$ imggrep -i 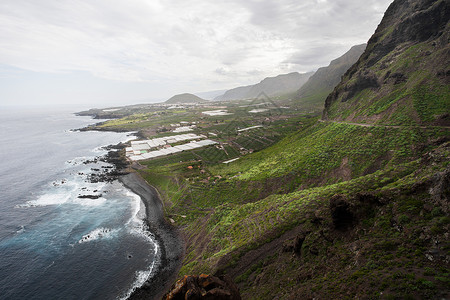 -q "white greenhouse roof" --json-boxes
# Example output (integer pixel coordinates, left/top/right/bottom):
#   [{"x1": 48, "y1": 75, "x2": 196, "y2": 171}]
[{"x1": 128, "y1": 135, "x2": 217, "y2": 161}]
